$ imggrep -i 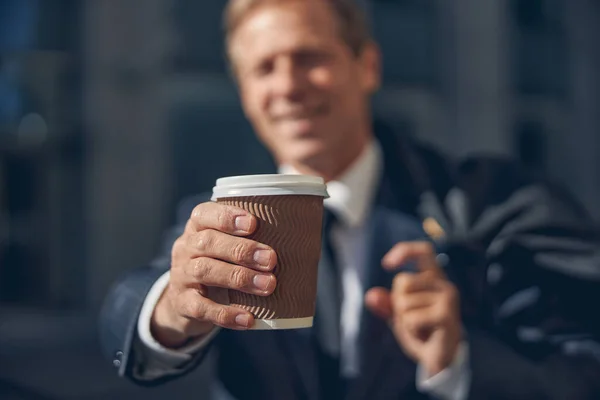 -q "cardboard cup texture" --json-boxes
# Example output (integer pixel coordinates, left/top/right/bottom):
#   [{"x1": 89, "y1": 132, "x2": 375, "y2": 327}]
[{"x1": 212, "y1": 175, "x2": 328, "y2": 330}]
